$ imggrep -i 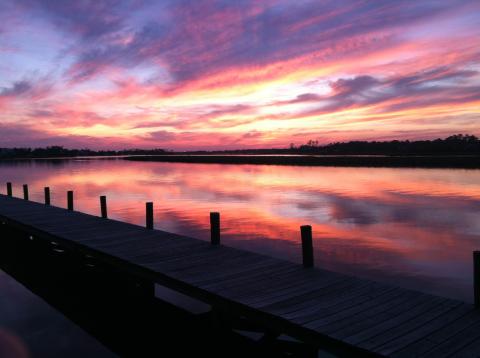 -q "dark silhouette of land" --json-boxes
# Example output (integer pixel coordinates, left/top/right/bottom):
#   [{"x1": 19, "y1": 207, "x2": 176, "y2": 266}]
[
  {"x1": 0, "y1": 146, "x2": 167, "y2": 159},
  {"x1": 1, "y1": 134, "x2": 479, "y2": 168},
  {"x1": 126, "y1": 154, "x2": 480, "y2": 168},
  {"x1": 164, "y1": 134, "x2": 480, "y2": 156},
  {"x1": 126, "y1": 134, "x2": 480, "y2": 168},
  {"x1": 290, "y1": 134, "x2": 480, "y2": 156}
]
